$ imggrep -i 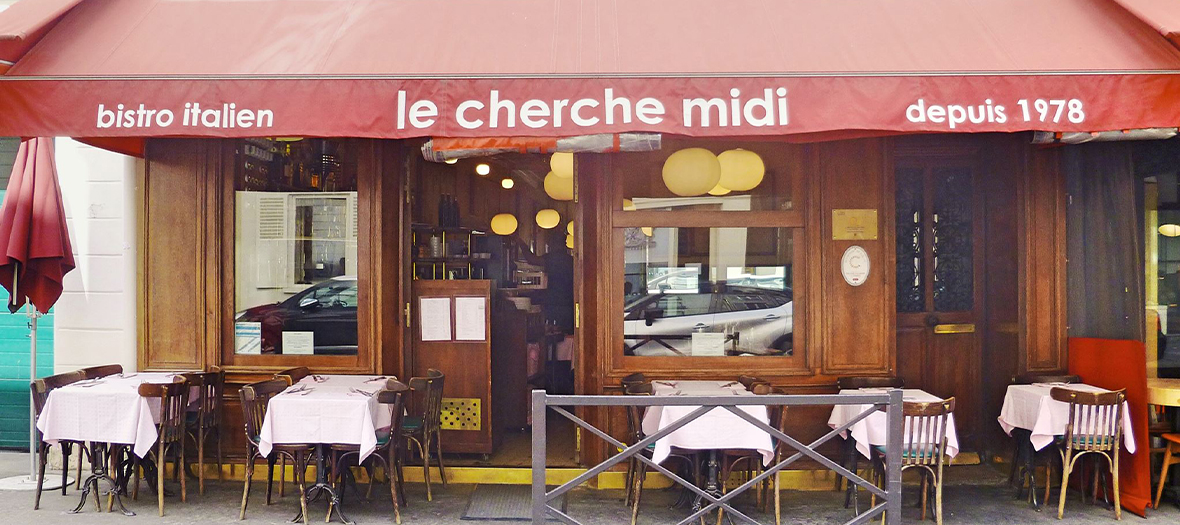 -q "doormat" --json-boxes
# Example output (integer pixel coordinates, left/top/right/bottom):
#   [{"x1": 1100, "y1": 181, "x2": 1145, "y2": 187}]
[{"x1": 461, "y1": 484, "x2": 567, "y2": 521}]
